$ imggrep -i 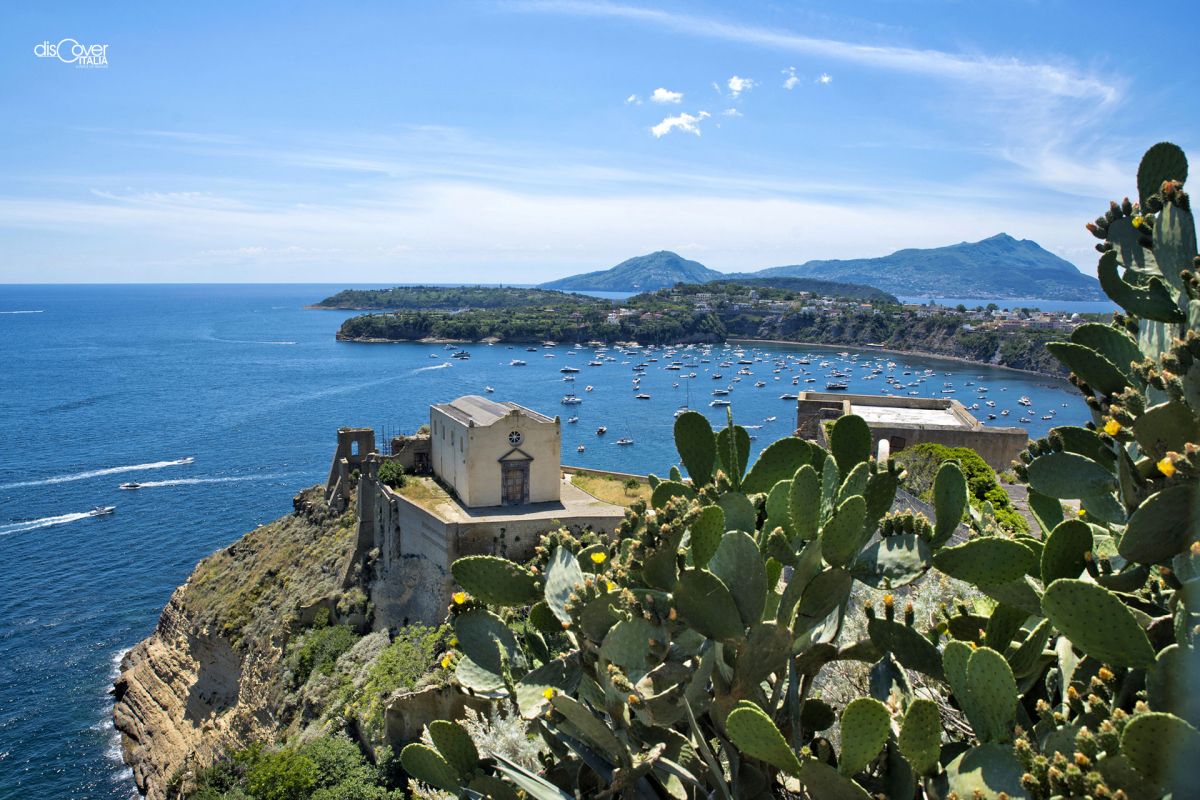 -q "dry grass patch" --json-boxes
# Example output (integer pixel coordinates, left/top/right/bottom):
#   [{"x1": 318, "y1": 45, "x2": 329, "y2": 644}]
[{"x1": 570, "y1": 472, "x2": 650, "y2": 507}]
